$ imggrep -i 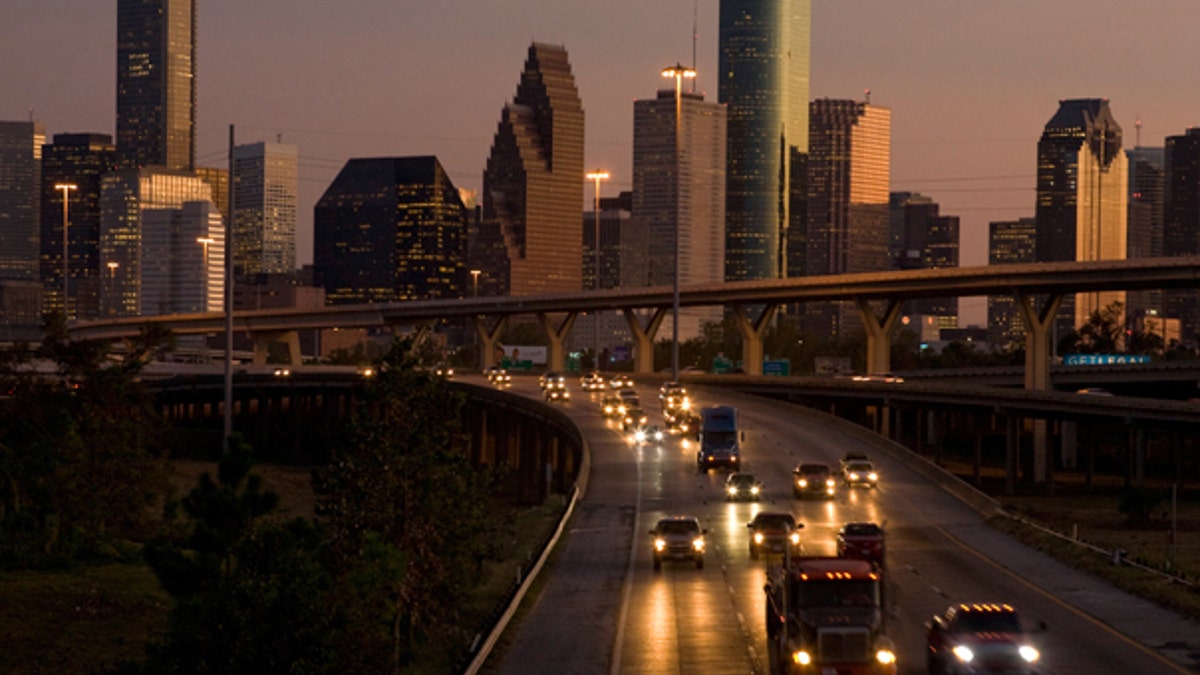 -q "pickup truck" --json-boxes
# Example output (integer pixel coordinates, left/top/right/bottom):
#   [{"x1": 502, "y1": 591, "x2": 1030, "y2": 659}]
[{"x1": 837, "y1": 522, "x2": 886, "y2": 567}]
